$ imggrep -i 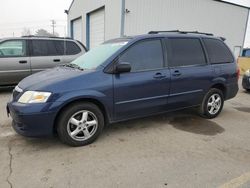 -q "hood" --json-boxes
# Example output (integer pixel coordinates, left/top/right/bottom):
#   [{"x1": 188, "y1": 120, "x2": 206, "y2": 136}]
[{"x1": 18, "y1": 66, "x2": 95, "y2": 92}]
